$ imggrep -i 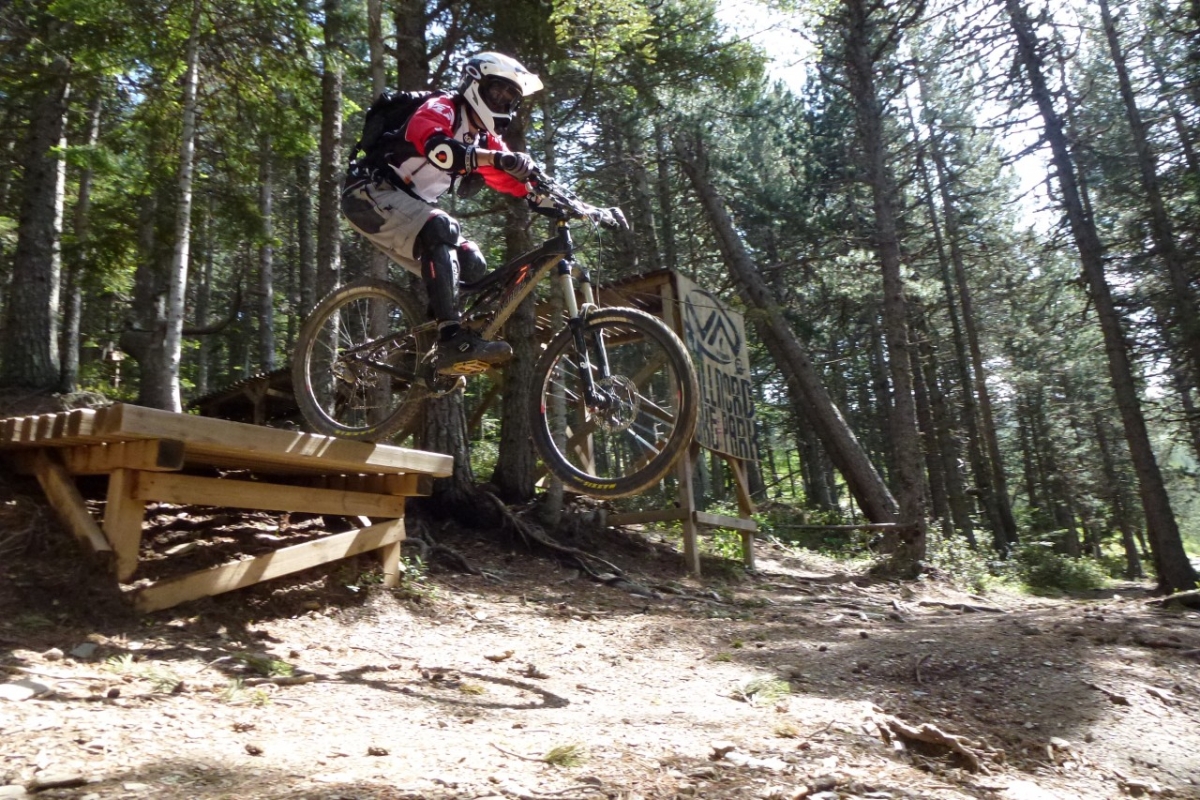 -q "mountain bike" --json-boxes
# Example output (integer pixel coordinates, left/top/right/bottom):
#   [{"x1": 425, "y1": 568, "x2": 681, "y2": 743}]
[{"x1": 291, "y1": 170, "x2": 699, "y2": 499}]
